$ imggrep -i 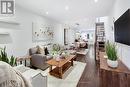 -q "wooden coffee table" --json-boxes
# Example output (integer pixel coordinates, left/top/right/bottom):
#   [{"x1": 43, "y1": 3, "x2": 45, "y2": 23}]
[{"x1": 47, "y1": 55, "x2": 76, "y2": 79}]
